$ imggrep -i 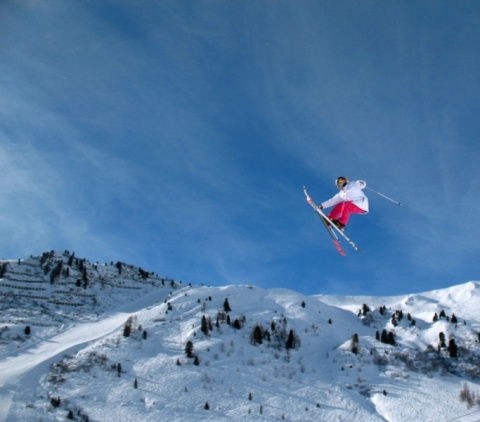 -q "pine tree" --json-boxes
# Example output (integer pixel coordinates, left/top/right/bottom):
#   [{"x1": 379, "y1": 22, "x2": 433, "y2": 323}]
[
  {"x1": 285, "y1": 329, "x2": 296, "y2": 350},
  {"x1": 0, "y1": 263, "x2": 7, "y2": 278},
  {"x1": 460, "y1": 383, "x2": 475, "y2": 408},
  {"x1": 185, "y1": 341, "x2": 194, "y2": 358},
  {"x1": 123, "y1": 317, "x2": 133, "y2": 337},
  {"x1": 439, "y1": 332, "x2": 446, "y2": 348},
  {"x1": 67, "y1": 252, "x2": 75, "y2": 267},
  {"x1": 251, "y1": 325, "x2": 263, "y2": 345},
  {"x1": 380, "y1": 330, "x2": 395, "y2": 345},
  {"x1": 448, "y1": 338, "x2": 458, "y2": 358},
  {"x1": 391, "y1": 315, "x2": 398, "y2": 327},
  {"x1": 50, "y1": 397, "x2": 61, "y2": 408},
  {"x1": 387, "y1": 332, "x2": 395, "y2": 345},
  {"x1": 351, "y1": 333, "x2": 359, "y2": 354},
  {"x1": 201, "y1": 315, "x2": 209, "y2": 335},
  {"x1": 223, "y1": 298, "x2": 232, "y2": 312},
  {"x1": 50, "y1": 261, "x2": 63, "y2": 284},
  {"x1": 82, "y1": 266, "x2": 88, "y2": 289}
]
